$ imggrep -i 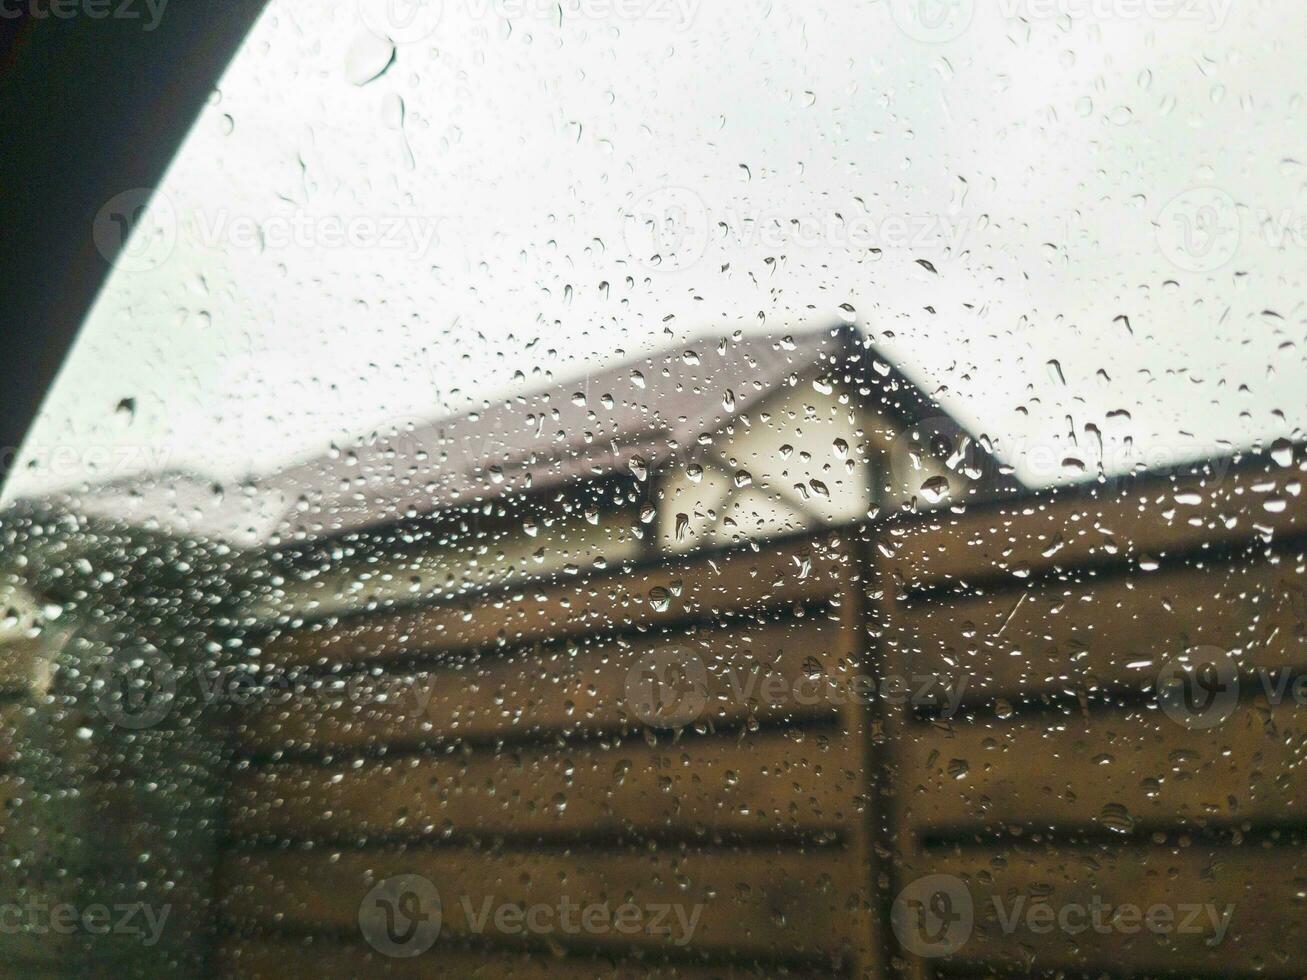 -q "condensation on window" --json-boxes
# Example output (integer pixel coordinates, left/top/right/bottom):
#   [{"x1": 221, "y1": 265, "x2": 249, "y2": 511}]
[{"x1": 1, "y1": 1, "x2": 1305, "y2": 977}]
